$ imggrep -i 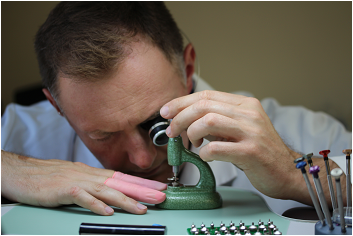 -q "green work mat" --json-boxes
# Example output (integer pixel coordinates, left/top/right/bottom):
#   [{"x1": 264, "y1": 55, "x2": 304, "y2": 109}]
[{"x1": 1, "y1": 187, "x2": 290, "y2": 234}]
